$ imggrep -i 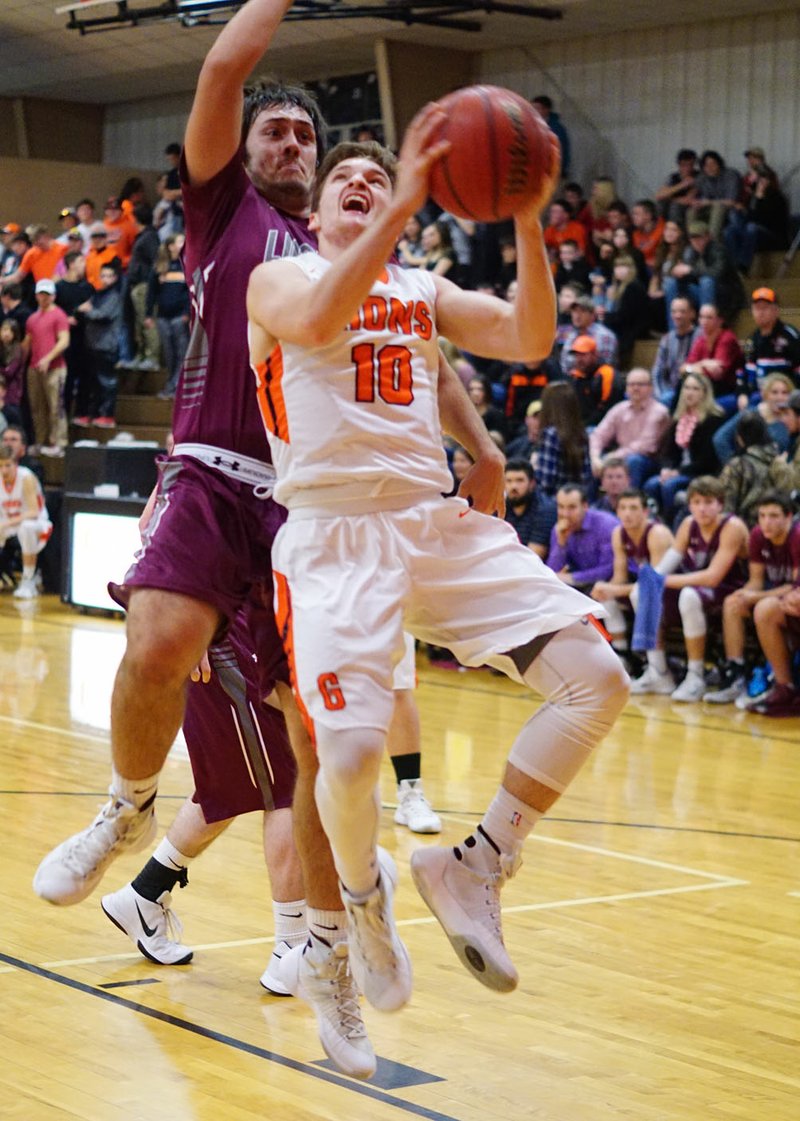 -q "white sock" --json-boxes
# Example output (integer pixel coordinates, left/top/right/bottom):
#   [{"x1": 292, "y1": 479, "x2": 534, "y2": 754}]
[
  {"x1": 272, "y1": 898, "x2": 307, "y2": 948},
  {"x1": 647, "y1": 649, "x2": 668, "y2": 673},
  {"x1": 153, "y1": 836, "x2": 191, "y2": 872},
  {"x1": 111, "y1": 767, "x2": 159, "y2": 810},
  {"x1": 472, "y1": 787, "x2": 543, "y2": 866},
  {"x1": 22, "y1": 564, "x2": 35, "y2": 581},
  {"x1": 688, "y1": 659, "x2": 704, "y2": 677},
  {"x1": 306, "y1": 907, "x2": 347, "y2": 948}
]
